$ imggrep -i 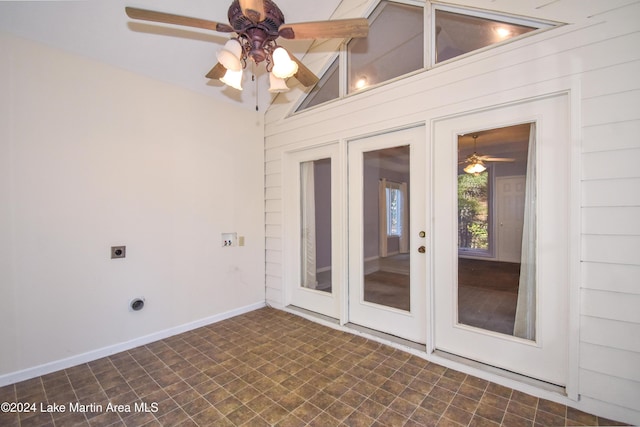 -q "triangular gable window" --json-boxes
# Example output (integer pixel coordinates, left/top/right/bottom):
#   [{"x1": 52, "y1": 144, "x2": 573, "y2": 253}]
[
  {"x1": 296, "y1": 57, "x2": 340, "y2": 111},
  {"x1": 347, "y1": 1, "x2": 424, "y2": 94}
]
